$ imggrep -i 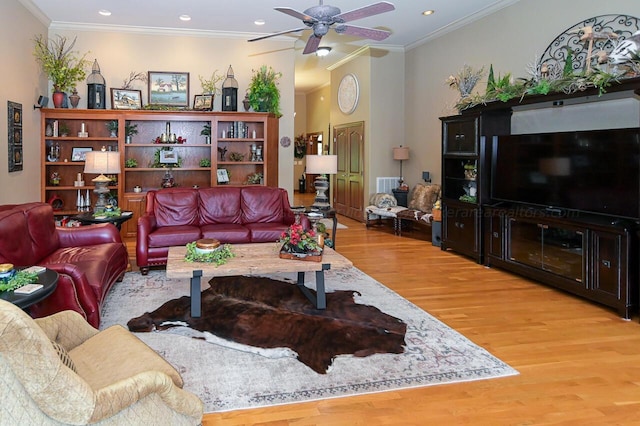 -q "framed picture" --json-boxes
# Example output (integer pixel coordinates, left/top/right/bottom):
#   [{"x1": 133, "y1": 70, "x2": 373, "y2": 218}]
[
  {"x1": 8, "y1": 101, "x2": 22, "y2": 172},
  {"x1": 193, "y1": 94, "x2": 213, "y2": 111},
  {"x1": 71, "y1": 147, "x2": 92, "y2": 162},
  {"x1": 217, "y1": 169, "x2": 230, "y2": 184},
  {"x1": 111, "y1": 88, "x2": 142, "y2": 110},
  {"x1": 148, "y1": 71, "x2": 189, "y2": 107},
  {"x1": 159, "y1": 148, "x2": 178, "y2": 164}
]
